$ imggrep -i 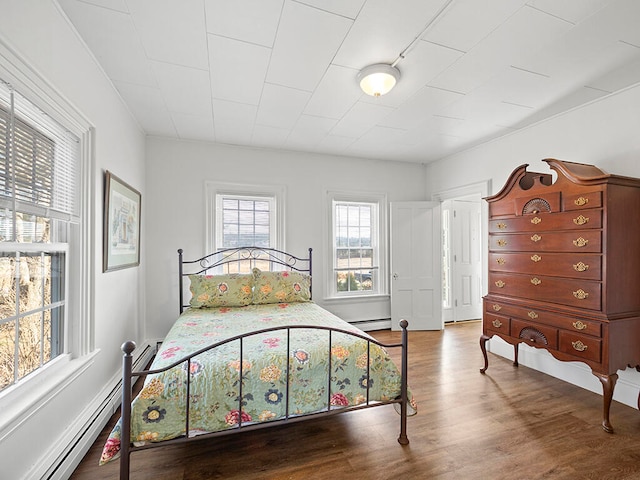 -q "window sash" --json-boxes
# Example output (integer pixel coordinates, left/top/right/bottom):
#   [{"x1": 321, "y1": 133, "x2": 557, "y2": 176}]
[{"x1": 332, "y1": 199, "x2": 381, "y2": 296}]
